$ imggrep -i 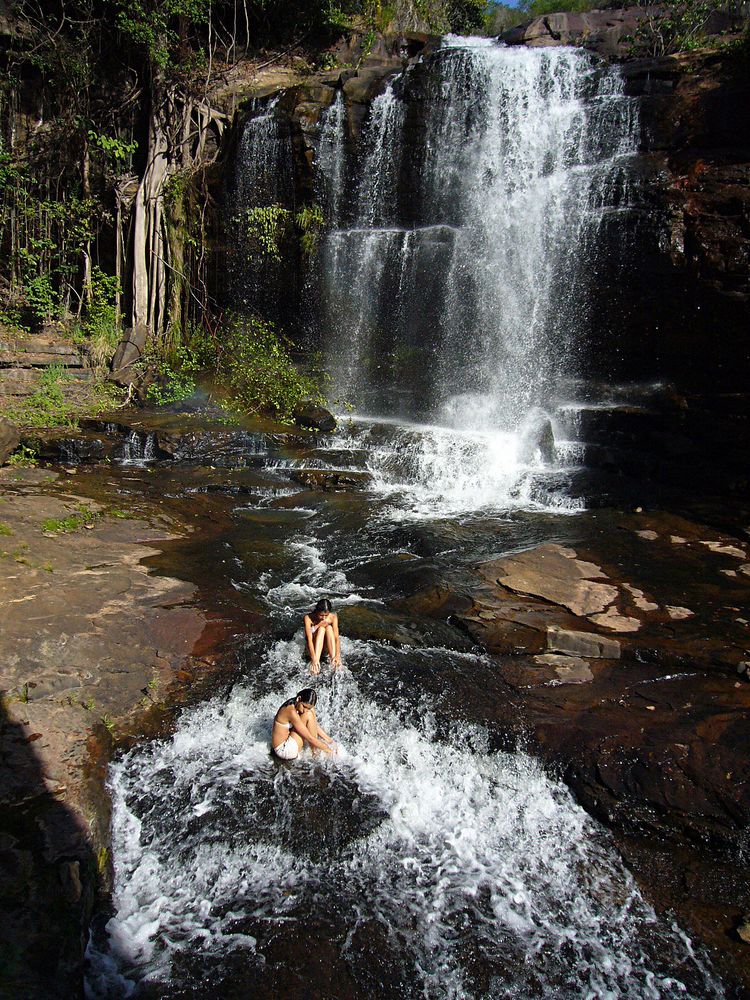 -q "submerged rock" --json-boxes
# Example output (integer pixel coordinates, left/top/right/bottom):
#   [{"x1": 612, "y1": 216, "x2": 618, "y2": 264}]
[
  {"x1": 292, "y1": 401, "x2": 336, "y2": 432},
  {"x1": 289, "y1": 468, "x2": 370, "y2": 491}
]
